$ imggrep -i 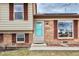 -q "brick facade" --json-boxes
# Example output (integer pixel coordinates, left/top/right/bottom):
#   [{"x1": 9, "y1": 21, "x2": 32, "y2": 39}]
[
  {"x1": 44, "y1": 20, "x2": 79, "y2": 47},
  {"x1": 45, "y1": 20, "x2": 54, "y2": 43},
  {"x1": 3, "y1": 33, "x2": 33, "y2": 47},
  {"x1": 3, "y1": 34, "x2": 12, "y2": 45}
]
